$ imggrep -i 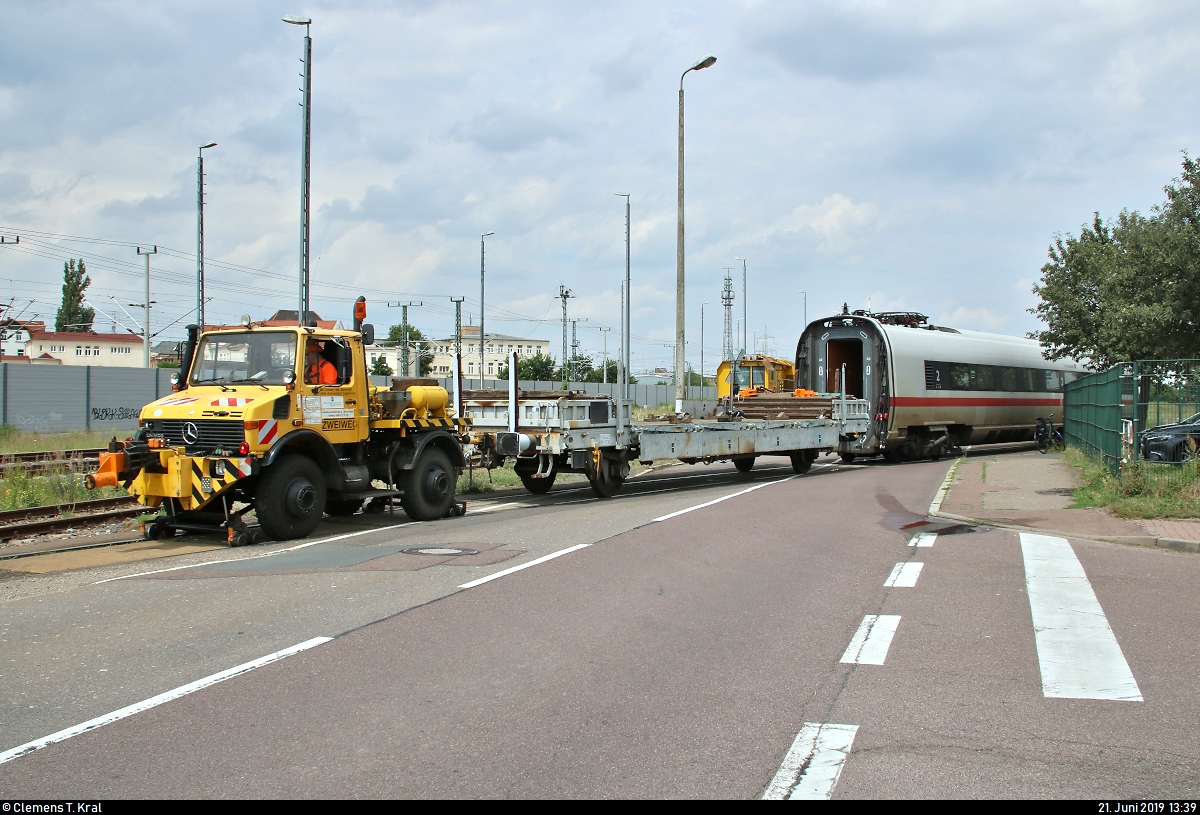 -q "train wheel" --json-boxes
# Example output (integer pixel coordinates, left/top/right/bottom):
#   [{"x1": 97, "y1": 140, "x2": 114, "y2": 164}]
[
  {"x1": 519, "y1": 471, "x2": 556, "y2": 494},
  {"x1": 839, "y1": 453, "x2": 856, "y2": 464},
  {"x1": 733, "y1": 457, "x2": 755, "y2": 473},
  {"x1": 883, "y1": 447, "x2": 905, "y2": 464}
]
